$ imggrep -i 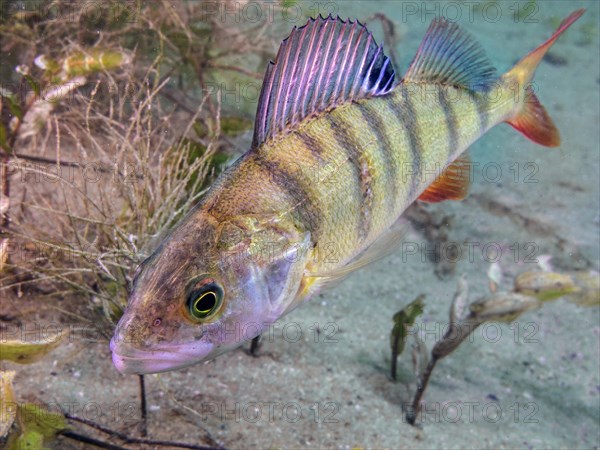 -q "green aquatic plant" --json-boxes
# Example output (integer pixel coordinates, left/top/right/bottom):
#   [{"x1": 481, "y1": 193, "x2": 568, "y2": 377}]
[
  {"x1": 4, "y1": 403, "x2": 67, "y2": 450},
  {"x1": 0, "y1": 333, "x2": 65, "y2": 365},
  {"x1": 390, "y1": 294, "x2": 424, "y2": 381}
]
